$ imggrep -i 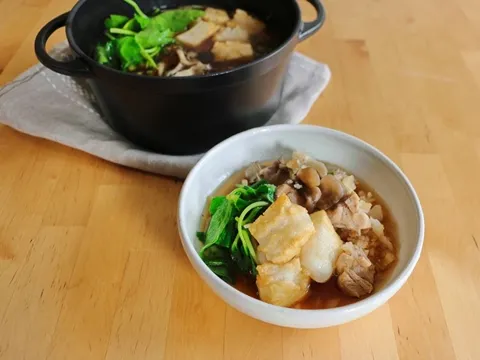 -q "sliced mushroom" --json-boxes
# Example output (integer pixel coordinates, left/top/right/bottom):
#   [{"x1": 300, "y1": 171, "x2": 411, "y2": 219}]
[
  {"x1": 317, "y1": 175, "x2": 345, "y2": 210},
  {"x1": 287, "y1": 191, "x2": 305, "y2": 207},
  {"x1": 166, "y1": 62, "x2": 184, "y2": 76},
  {"x1": 177, "y1": 48, "x2": 196, "y2": 66},
  {"x1": 273, "y1": 183, "x2": 305, "y2": 206},
  {"x1": 304, "y1": 186, "x2": 322, "y2": 213},
  {"x1": 306, "y1": 159, "x2": 328, "y2": 178},
  {"x1": 297, "y1": 167, "x2": 321, "y2": 188},
  {"x1": 157, "y1": 62, "x2": 165, "y2": 76},
  {"x1": 173, "y1": 62, "x2": 212, "y2": 77}
]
